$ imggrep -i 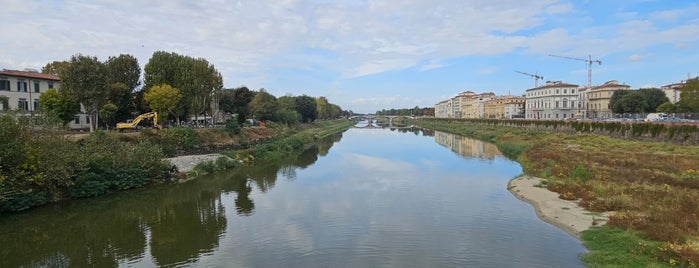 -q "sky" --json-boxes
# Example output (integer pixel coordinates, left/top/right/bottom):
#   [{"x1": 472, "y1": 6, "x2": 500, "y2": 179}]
[{"x1": 1, "y1": 0, "x2": 698, "y2": 113}]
